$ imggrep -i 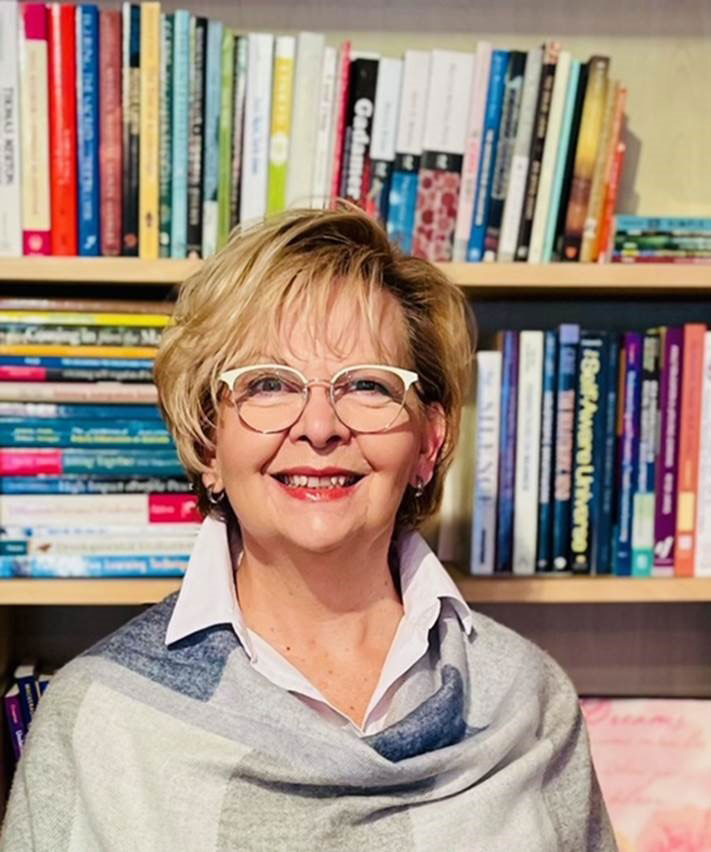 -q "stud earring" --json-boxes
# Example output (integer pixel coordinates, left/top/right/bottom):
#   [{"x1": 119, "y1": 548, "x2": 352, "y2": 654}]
[{"x1": 414, "y1": 477, "x2": 425, "y2": 498}]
